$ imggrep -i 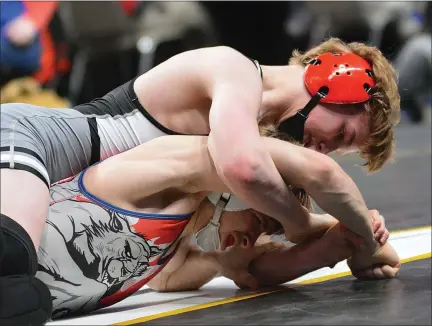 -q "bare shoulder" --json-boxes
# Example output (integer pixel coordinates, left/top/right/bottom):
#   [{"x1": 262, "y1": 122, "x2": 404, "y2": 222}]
[
  {"x1": 164, "y1": 45, "x2": 254, "y2": 69},
  {"x1": 135, "y1": 46, "x2": 260, "y2": 96}
]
